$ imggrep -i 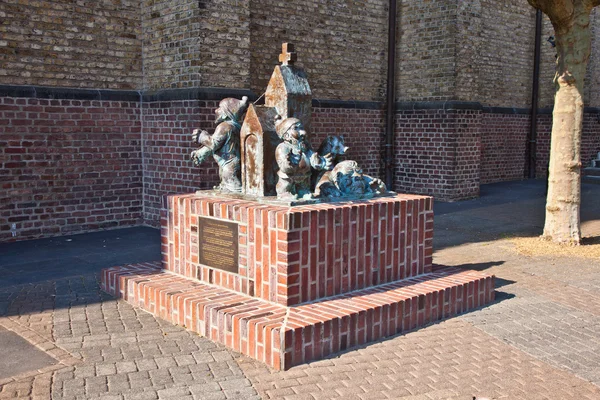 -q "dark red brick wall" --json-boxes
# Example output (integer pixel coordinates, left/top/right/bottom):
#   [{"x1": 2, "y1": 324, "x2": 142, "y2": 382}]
[
  {"x1": 0, "y1": 96, "x2": 143, "y2": 241},
  {"x1": 142, "y1": 102, "x2": 386, "y2": 227},
  {"x1": 479, "y1": 111, "x2": 600, "y2": 182},
  {"x1": 582, "y1": 114, "x2": 600, "y2": 168},
  {"x1": 311, "y1": 107, "x2": 384, "y2": 178},
  {"x1": 534, "y1": 113, "x2": 600, "y2": 178},
  {"x1": 393, "y1": 108, "x2": 481, "y2": 201},
  {"x1": 142, "y1": 100, "x2": 221, "y2": 228},
  {"x1": 5, "y1": 90, "x2": 599, "y2": 243},
  {"x1": 480, "y1": 113, "x2": 529, "y2": 184}
]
